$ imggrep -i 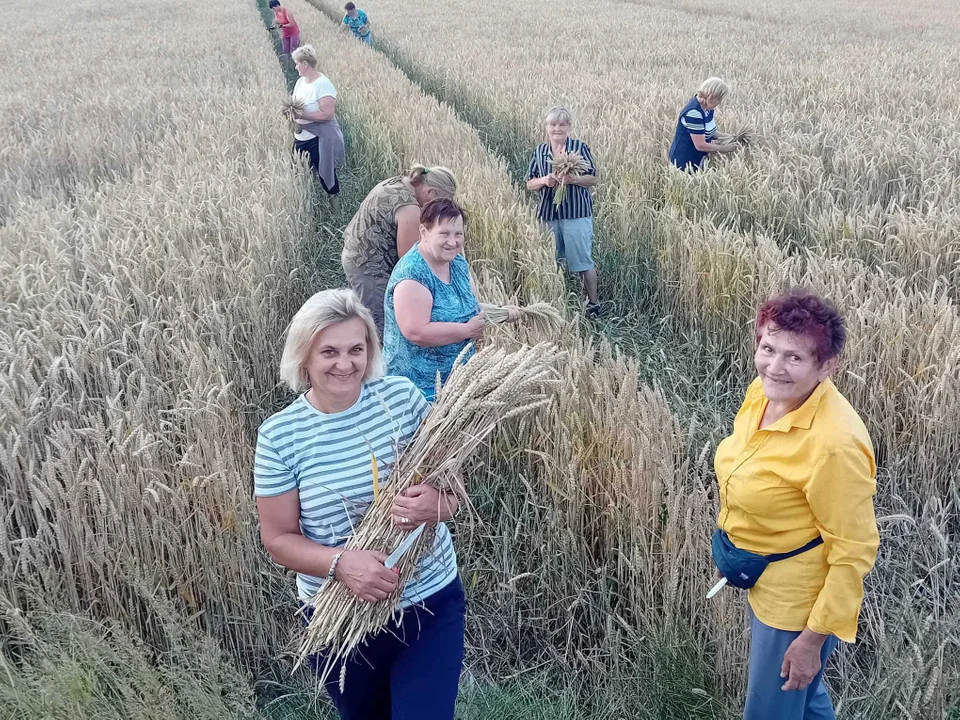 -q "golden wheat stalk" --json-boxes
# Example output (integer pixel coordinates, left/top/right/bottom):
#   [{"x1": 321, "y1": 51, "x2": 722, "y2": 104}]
[
  {"x1": 296, "y1": 343, "x2": 565, "y2": 682},
  {"x1": 714, "y1": 127, "x2": 756, "y2": 148},
  {"x1": 549, "y1": 150, "x2": 590, "y2": 208},
  {"x1": 281, "y1": 96, "x2": 306, "y2": 132},
  {"x1": 483, "y1": 302, "x2": 565, "y2": 331}
]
